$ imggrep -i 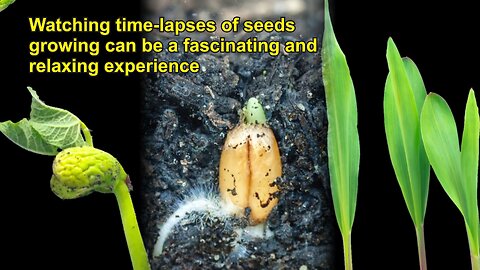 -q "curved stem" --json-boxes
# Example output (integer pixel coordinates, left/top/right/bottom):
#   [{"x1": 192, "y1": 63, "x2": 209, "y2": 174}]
[
  {"x1": 415, "y1": 224, "x2": 427, "y2": 270},
  {"x1": 80, "y1": 122, "x2": 93, "y2": 147},
  {"x1": 342, "y1": 231, "x2": 353, "y2": 270},
  {"x1": 114, "y1": 179, "x2": 150, "y2": 270}
]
